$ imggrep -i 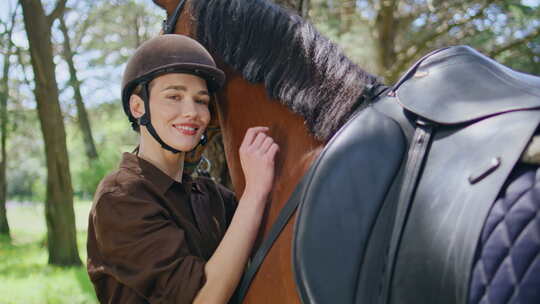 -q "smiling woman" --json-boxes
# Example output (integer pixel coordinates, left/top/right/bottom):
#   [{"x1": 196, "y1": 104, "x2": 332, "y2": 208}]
[
  {"x1": 86, "y1": 34, "x2": 280, "y2": 304},
  {"x1": 131, "y1": 73, "x2": 212, "y2": 154}
]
